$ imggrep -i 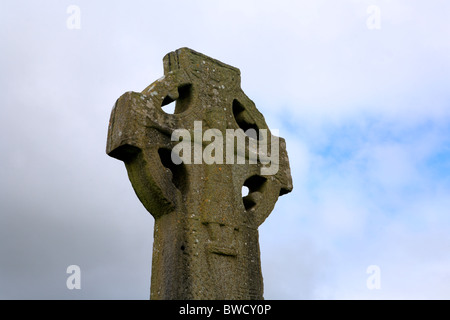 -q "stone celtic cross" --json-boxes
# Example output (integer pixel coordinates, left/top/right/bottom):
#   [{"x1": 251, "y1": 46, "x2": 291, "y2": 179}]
[{"x1": 106, "y1": 48, "x2": 292, "y2": 299}]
